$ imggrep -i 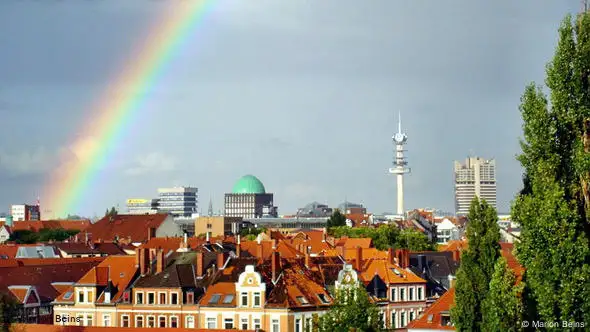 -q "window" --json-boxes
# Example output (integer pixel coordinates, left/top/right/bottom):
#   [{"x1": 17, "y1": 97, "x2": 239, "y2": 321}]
[
  {"x1": 295, "y1": 318, "x2": 301, "y2": 332},
  {"x1": 209, "y1": 294, "x2": 221, "y2": 304},
  {"x1": 253, "y1": 292, "x2": 261, "y2": 307},
  {"x1": 123, "y1": 291, "x2": 130, "y2": 303},
  {"x1": 223, "y1": 294, "x2": 234, "y2": 304},
  {"x1": 305, "y1": 317, "x2": 312, "y2": 330},
  {"x1": 186, "y1": 291, "x2": 194, "y2": 304},
  {"x1": 159, "y1": 316, "x2": 166, "y2": 327},
  {"x1": 78, "y1": 291, "x2": 85, "y2": 303},
  {"x1": 409, "y1": 287, "x2": 414, "y2": 301},
  {"x1": 417, "y1": 287, "x2": 423, "y2": 300},
  {"x1": 136, "y1": 292, "x2": 144, "y2": 305},
  {"x1": 159, "y1": 293, "x2": 167, "y2": 305},
  {"x1": 254, "y1": 318, "x2": 261, "y2": 329},
  {"x1": 76, "y1": 315, "x2": 83, "y2": 326},
  {"x1": 272, "y1": 318, "x2": 280, "y2": 332},
  {"x1": 185, "y1": 316, "x2": 195, "y2": 328},
  {"x1": 84, "y1": 314, "x2": 92, "y2": 326},
  {"x1": 102, "y1": 315, "x2": 111, "y2": 327},
  {"x1": 296, "y1": 296, "x2": 309, "y2": 305},
  {"x1": 241, "y1": 318, "x2": 248, "y2": 329},
  {"x1": 148, "y1": 292, "x2": 155, "y2": 305},
  {"x1": 317, "y1": 293, "x2": 329, "y2": 304},
  {"x1": 241, "y1": 292, "x2": 248, "y2": 306},
  {"x1": 410, "y1": 311, "x2": 415, "y2": 321},
  {"x1": 136, "y1": 316, "x2": 144, "y2": 328},
  {"x1": 400, "y1": 312, "x2": 406, "y2": 327},
  {"x1": 121, "y1": 315, "x2": 130, "y2": 328},
  {"x1": 400, "y1": 288, "x2": 405, "y2": 301},
  {"x1": 170, "y1": 316, "x2": 178, "y2": 328},
  {"x1": 147, "y1": 316, "x2": 155, "y2": 328},
  {"x1": 171, "y1": 293, "x2": 178, "y2": 305},
  {"x1": 390, "y1": 288, "x2": 396, "y2": 302},
  {"x1": 391, "y1": 312, "x2": 397, "y2": 329},
  {"x1": 207, "y1": 317, "x2": 216, "y2": 329},
  {"x1": 224, "y1": 318, "x2": 234, "y2": 329}
]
